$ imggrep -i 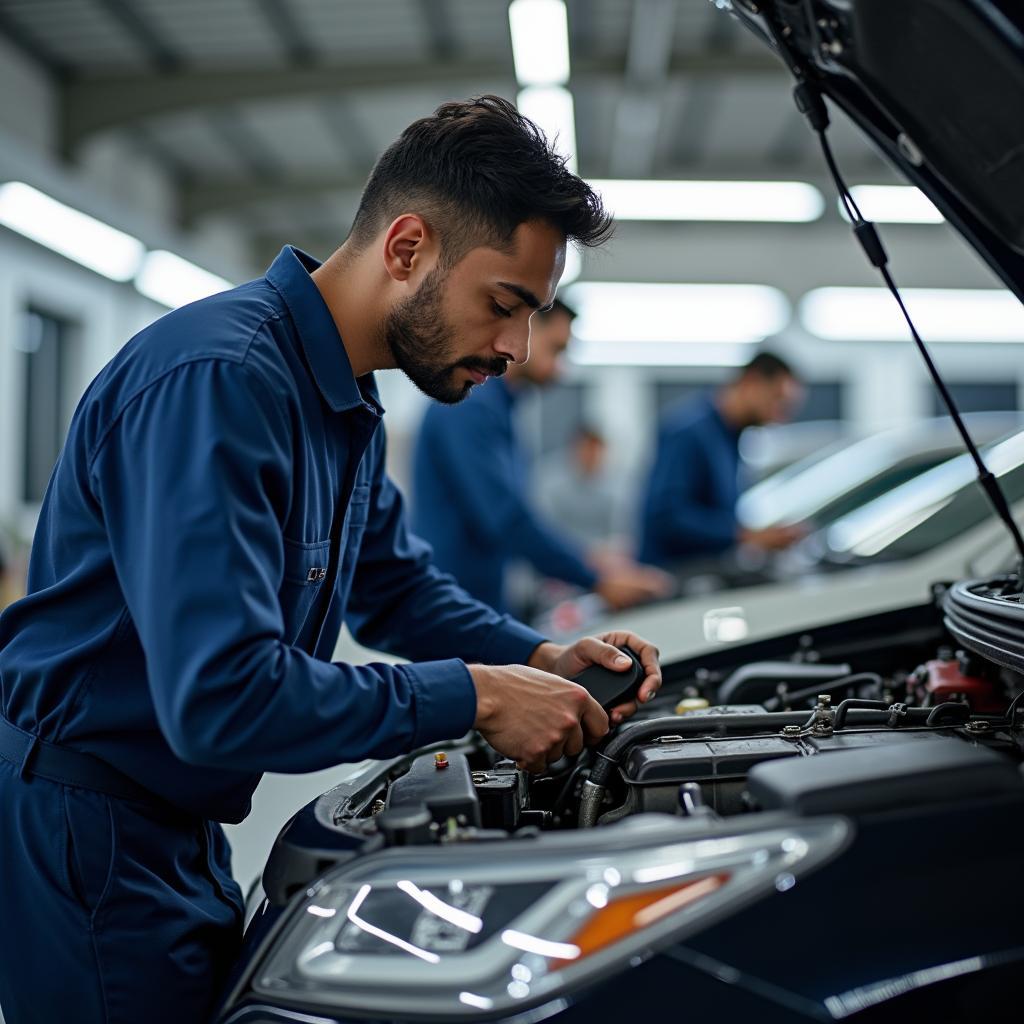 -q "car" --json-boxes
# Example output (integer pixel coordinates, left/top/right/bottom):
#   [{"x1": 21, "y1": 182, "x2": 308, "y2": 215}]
[
  {"x1": 214, "y1": 3, "x2": 1024, "y2": 1021},
  {"x1": 536, "y1": 427, "x2": 1024, "y2": 652},
  {"x1": 737, "y1": 412, "x2": 1024, "y2": 533}
]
